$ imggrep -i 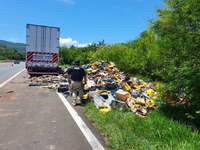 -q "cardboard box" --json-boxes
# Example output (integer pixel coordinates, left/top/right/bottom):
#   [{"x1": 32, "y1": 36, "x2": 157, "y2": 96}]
[{"x1": 115, "y1": 89, "x2": 130, "y2": 101}]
